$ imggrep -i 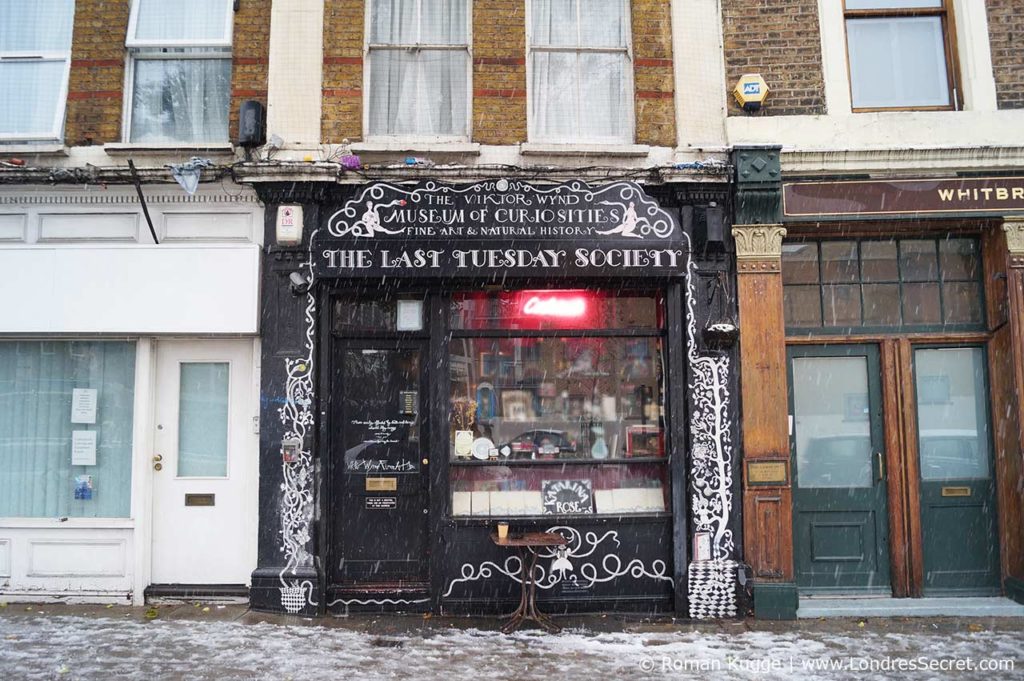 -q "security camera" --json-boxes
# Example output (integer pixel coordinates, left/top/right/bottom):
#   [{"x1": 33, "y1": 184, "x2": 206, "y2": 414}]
[{"x1": 289, "y1": 271, "x2": 310, "y2": 295}]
